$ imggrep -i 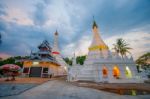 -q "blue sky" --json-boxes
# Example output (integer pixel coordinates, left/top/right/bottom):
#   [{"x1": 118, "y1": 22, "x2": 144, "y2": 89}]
[{"x1": 0, "y1": 0, "x2": 150, "y2": 59}]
